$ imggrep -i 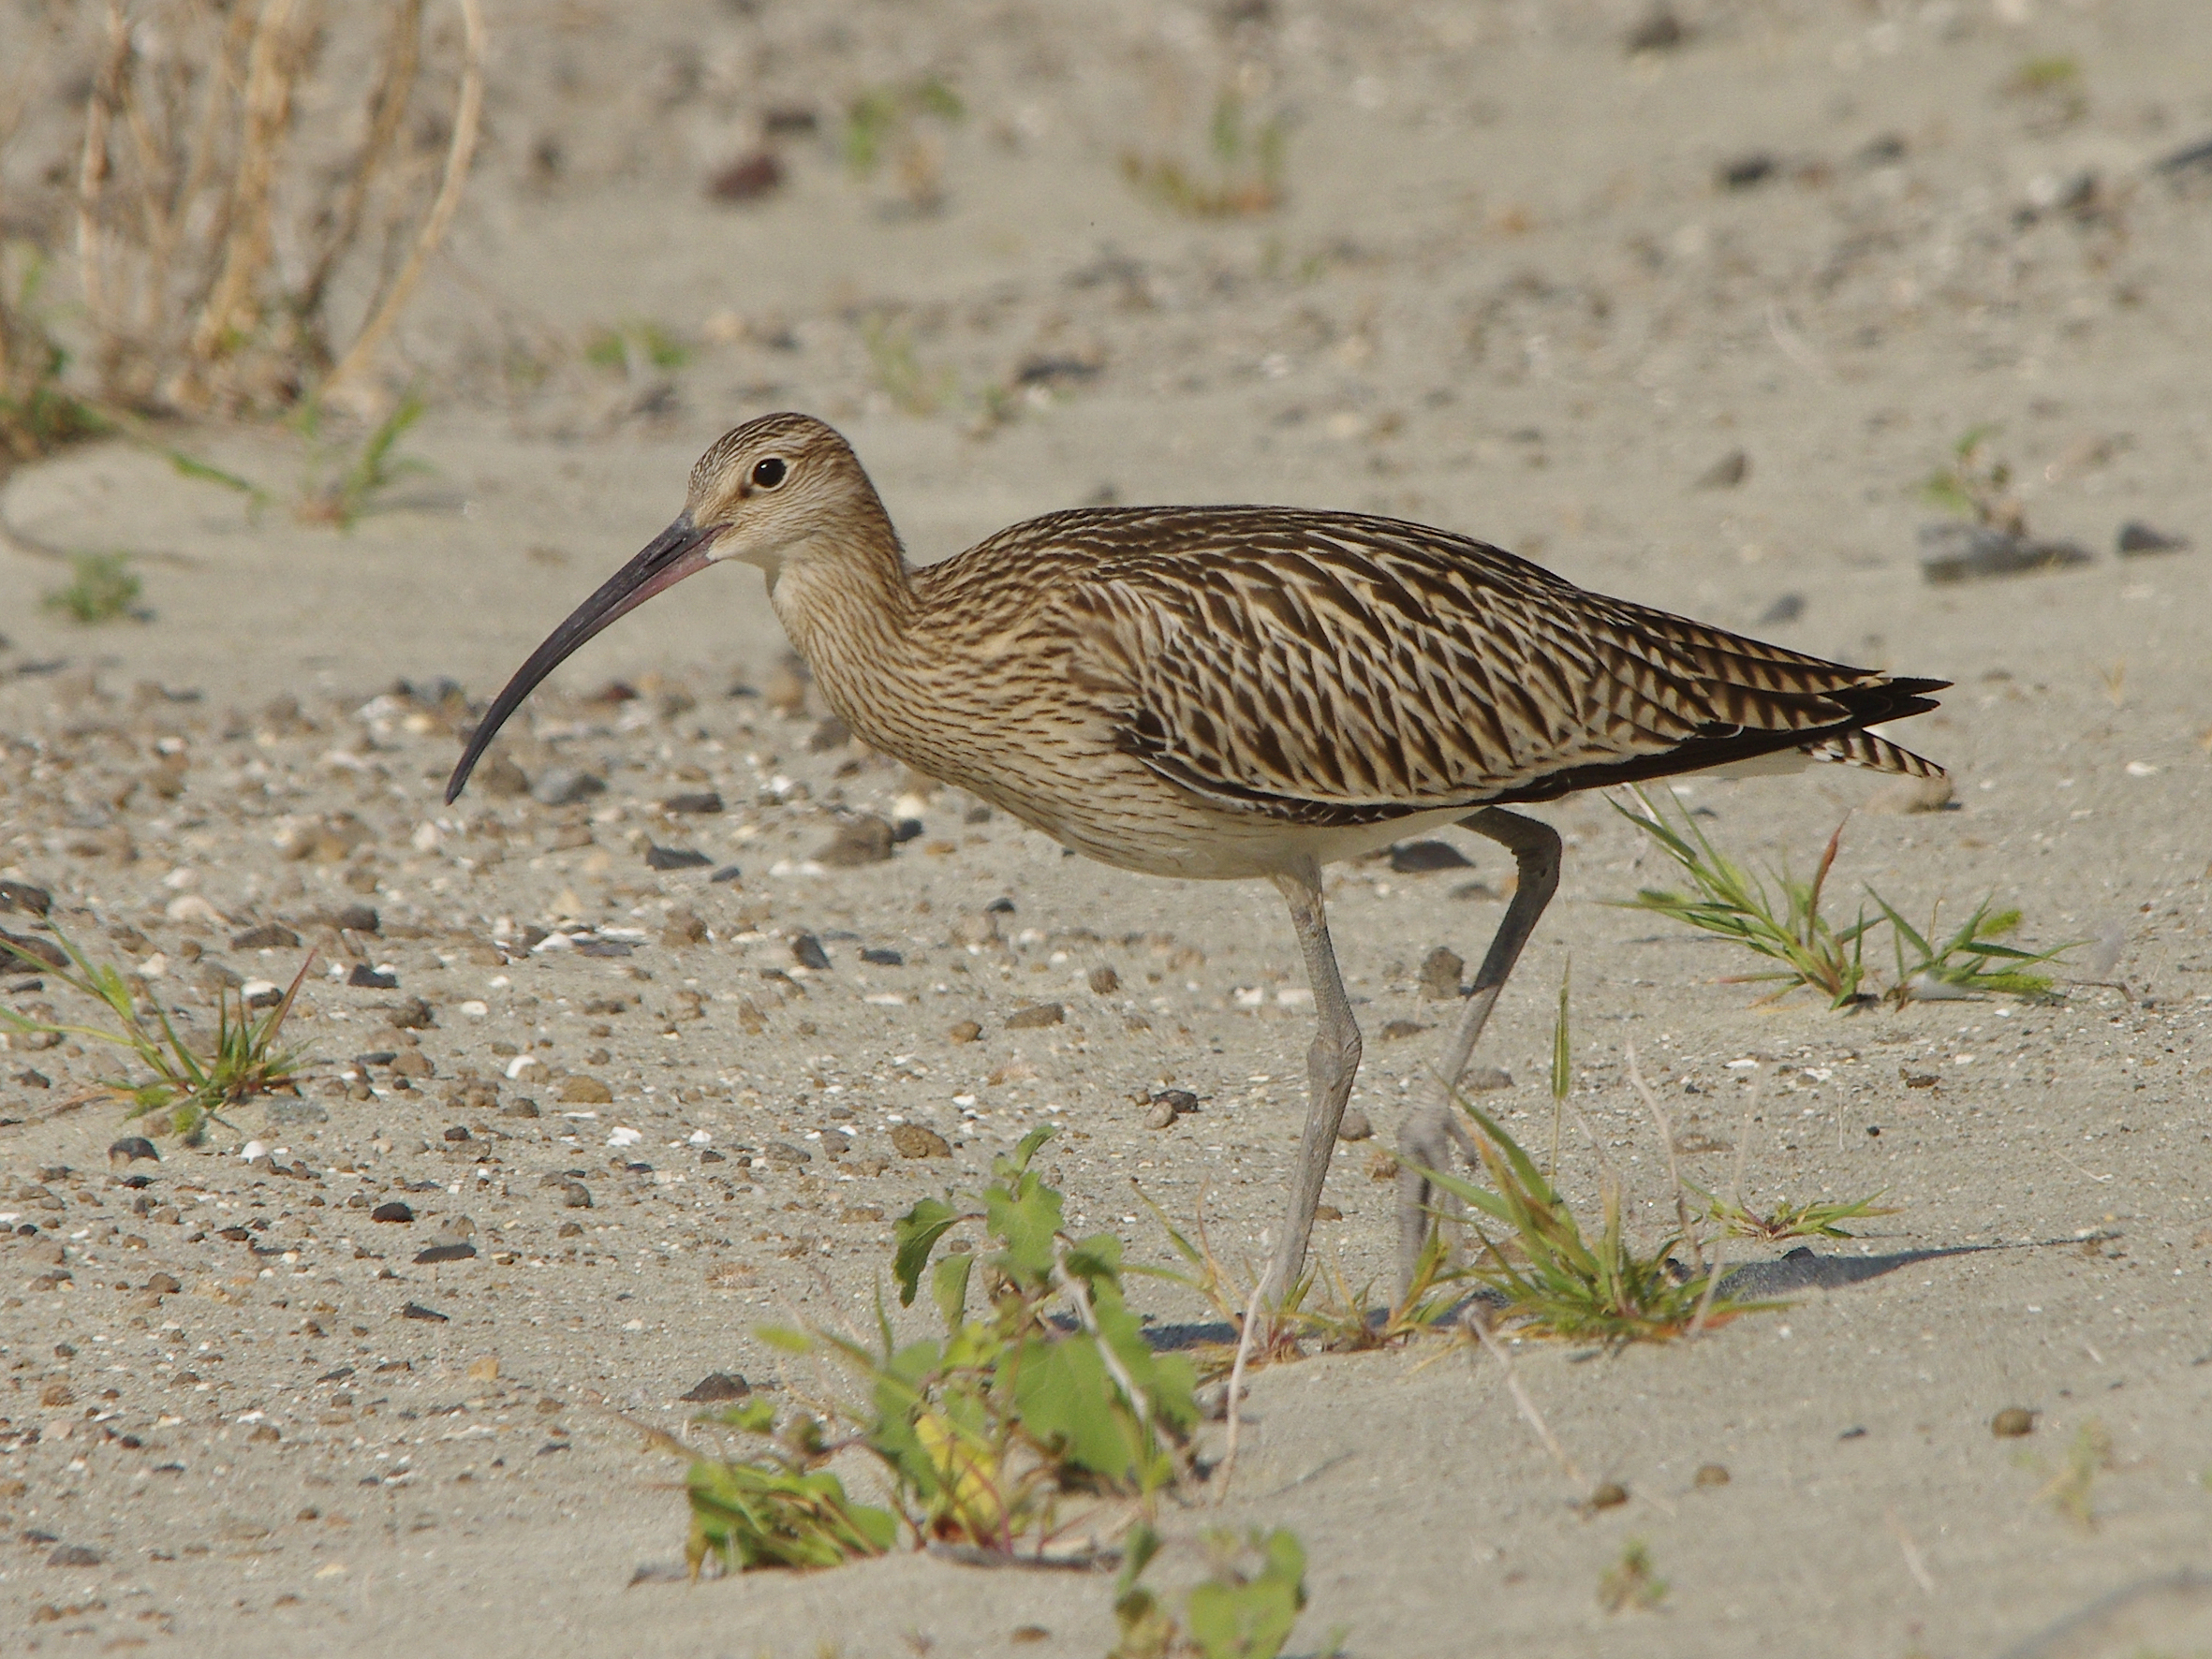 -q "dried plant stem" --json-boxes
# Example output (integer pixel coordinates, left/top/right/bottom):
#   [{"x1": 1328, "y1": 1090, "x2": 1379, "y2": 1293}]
[
  {"x1": 1216, "y1": 1277, "x2": 1264, "y2": 1505},
  {"x1": 1466, "y1": 1309, "x2": 1586, "y2": 1487},
  {"x1": 320, "y1": 0, "x2": 483, "y2": 404},
  {"x1": 187, "y1": 0, "x2": 303, "y2": 370},
  {"x1": 1626, "y1": 1040, "x2": 1703, "y2": 1277},
  {"x1": 75, "y1": 1, "x2": 130, "y2": 360},
  {"x1": 301, "y1": 0, "x2": 424, "y2": 322}
]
